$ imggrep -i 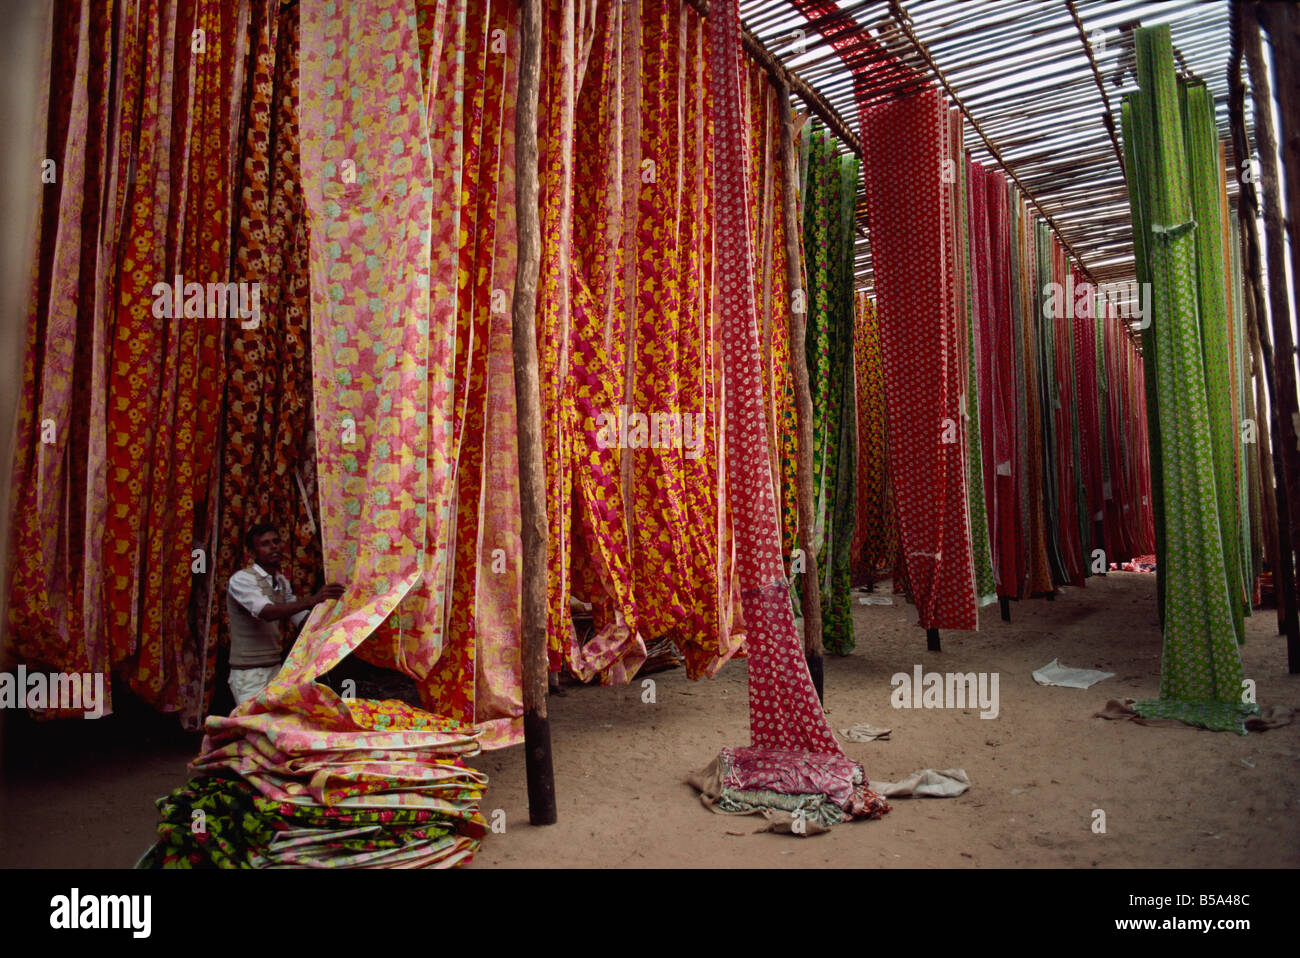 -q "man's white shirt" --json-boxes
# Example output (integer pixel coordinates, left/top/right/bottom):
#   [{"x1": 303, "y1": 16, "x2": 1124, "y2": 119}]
[{"x1": 227, "y1": 564, "x2": 309, "y2": 628}]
